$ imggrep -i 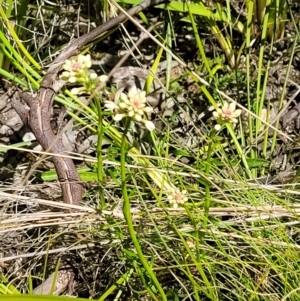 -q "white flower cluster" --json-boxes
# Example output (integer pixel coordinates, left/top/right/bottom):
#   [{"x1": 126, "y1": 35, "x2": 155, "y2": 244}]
[
  {"x1": 104, "y1": 87, "x2": 155, "y2": 131},
  {"x1": 167, "y1": 188, "x2": 188, "y2": 208},
  {"x1": 213, "y1": 101, "x2": 242, "y2": 131},
  {"x1": 59, "y1": 54, "x2": 108, "y2": 94}
]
